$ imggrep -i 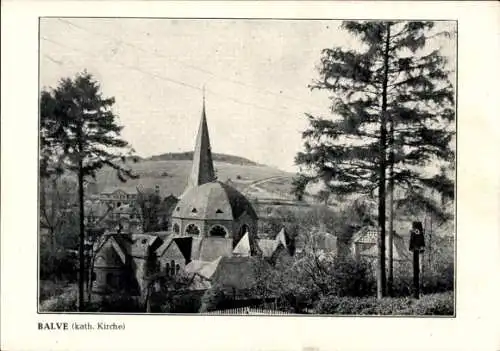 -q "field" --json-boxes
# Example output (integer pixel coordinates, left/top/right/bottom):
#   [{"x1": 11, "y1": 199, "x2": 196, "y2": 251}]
[{"x1": 92, "y1": 159, "x2": 296, "y2": 200}]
